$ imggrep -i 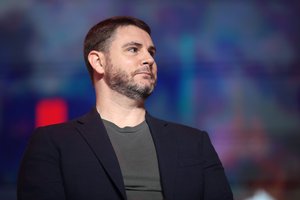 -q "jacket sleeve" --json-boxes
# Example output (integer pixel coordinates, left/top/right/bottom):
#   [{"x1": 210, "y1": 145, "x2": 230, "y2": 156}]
[
  {"x1": 202, "y1": 131, "x2": 233, "y2": 200},
  {"x1": 17, "y1": 127, "x2": 66, "y2": 200}
]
